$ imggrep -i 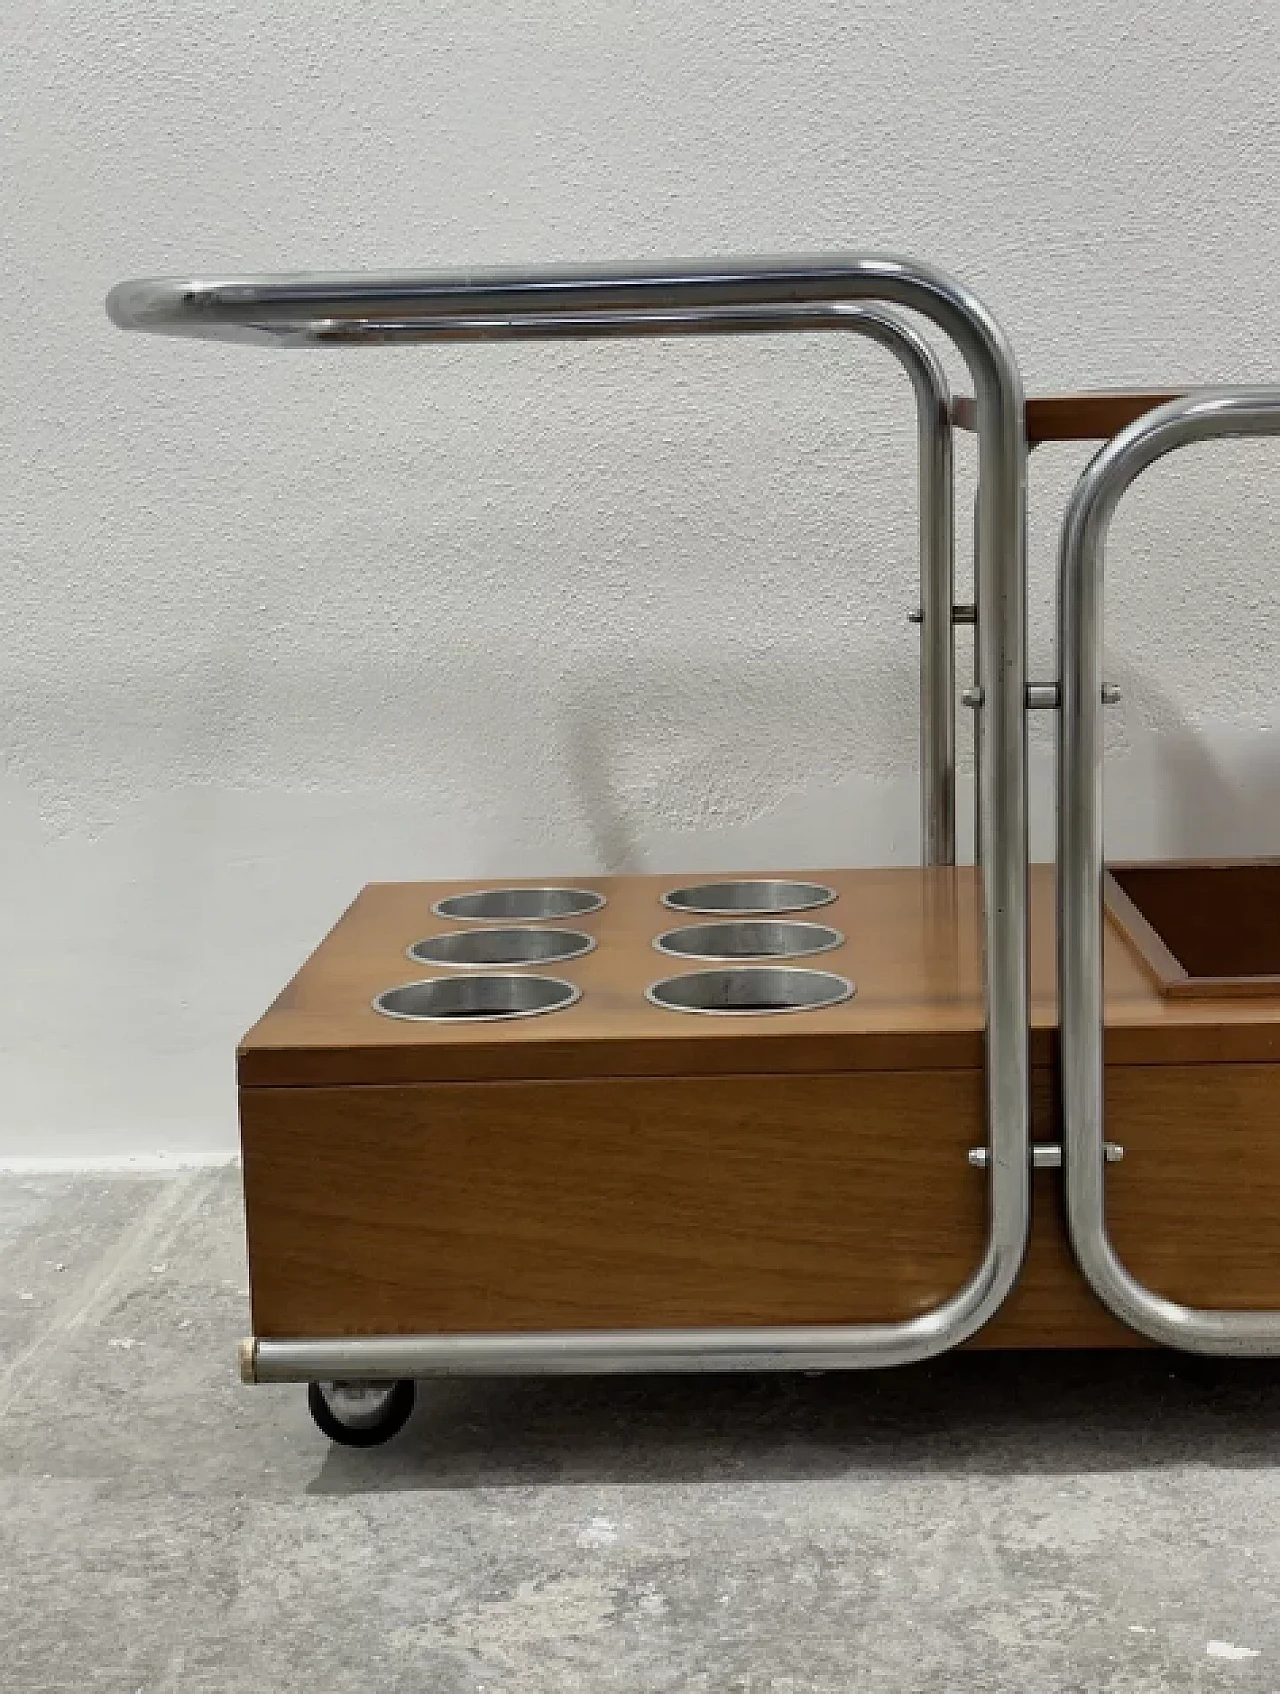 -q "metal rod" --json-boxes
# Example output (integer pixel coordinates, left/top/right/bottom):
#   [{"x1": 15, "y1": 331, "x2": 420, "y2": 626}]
[
  {"x1": 968, "y1": 1142, "x2": 1124, "y2": 1170},
  {"x1": 250, "y1": 1313, "x2": 969, "y2": 1381},
  {"x1": 970, "y1": 482, "x2": 984, "y2": 865},
  {"x1": 907, "y1": 325, "x2": 957, "y2": 866},
  {"x1": 112, "y1": 254, "x2": 1029, "y2": 1370},
  {"x1": 1058, "y1": 387, "x2": 1280, "y2": 1355}
]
